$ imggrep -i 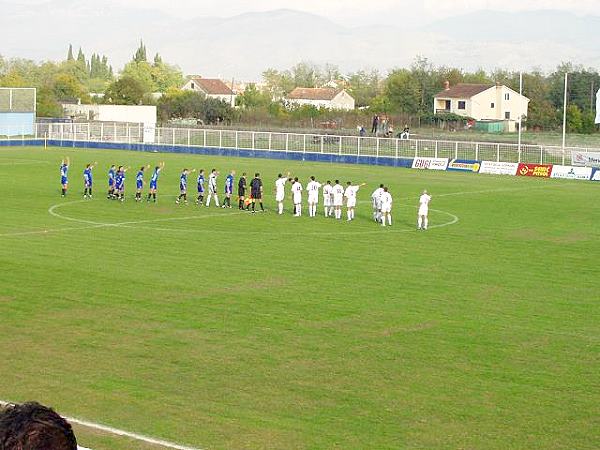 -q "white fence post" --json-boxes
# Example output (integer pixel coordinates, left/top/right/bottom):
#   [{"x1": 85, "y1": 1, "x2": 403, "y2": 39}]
[
  {"x1": 172, "y1": 128, "x2": 176, "y2": 147},
  {"x1": 219, "y1": 130, "x2": 222, "y2": 148},
  {"x1": 320, "y1": 136, "x2": 324, "y2": 154},
  {"x1": 235, "y1": 130, "x2": 239, "y2": 149},
  {"x1": 357, "y1": 137, "x2": 361, "y2": 156},
  {"x1": 395, "y1": 139, "x2": 398, "y2": 159},
  {"x1": 285, "y1": 133, "x2": 289, "y2": 152},
  {"x1": 100, "y1": 123, "x2": 104, "y2": 141},
  {"x1": 540, "y1": 146, "x2": 543, "y2": 164},
  {"x1": 496, "y1": 143, "x2": 500, "y2": 162},
  {"x1": 475, "y1": 143, "x2": 479, "y2": 161},
  {"x1": 562, "y1": 148, "x2": 565, "y2": 165},
  {"x1": 268, "y1": 132, "x2": 272, "y2": 151},
  {"x1": 187, "y1": 129, "x2": 191, "y2": 146},
  {"x1": 339, "y1": 136, "x2": 343, "y2": 155},
  {"x1": 376, "y1": 137, "x2": 380, "y2": 158},
  {"x1": 203, "y1": 129, "x2": 207, "y2": 147},
  {"x1": 303, "y1": 134, "x2": 306, "y2": 153}
]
